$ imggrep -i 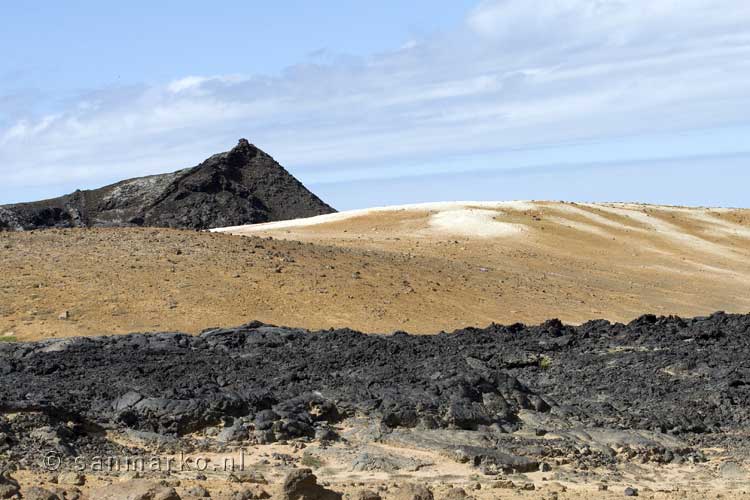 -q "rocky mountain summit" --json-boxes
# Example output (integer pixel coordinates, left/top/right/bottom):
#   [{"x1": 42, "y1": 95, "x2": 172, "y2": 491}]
[{"x1": 0, "y1": 139, "x2": 335, "y2": 231}]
